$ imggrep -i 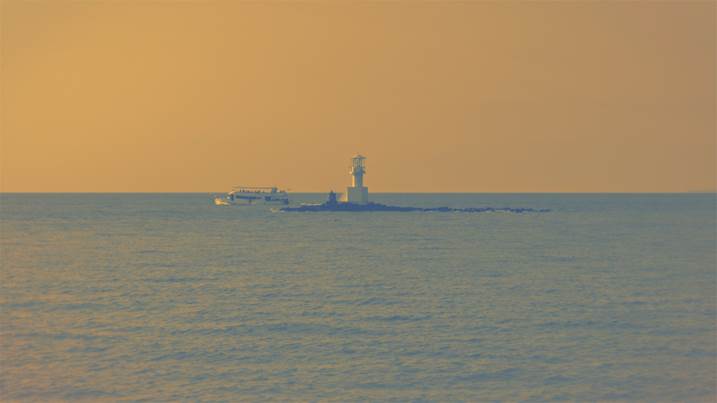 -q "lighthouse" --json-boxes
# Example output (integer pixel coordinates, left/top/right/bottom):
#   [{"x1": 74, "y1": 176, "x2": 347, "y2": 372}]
[{"x1": 346, "y1": 154, "x2": 369, "y2": 204}]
